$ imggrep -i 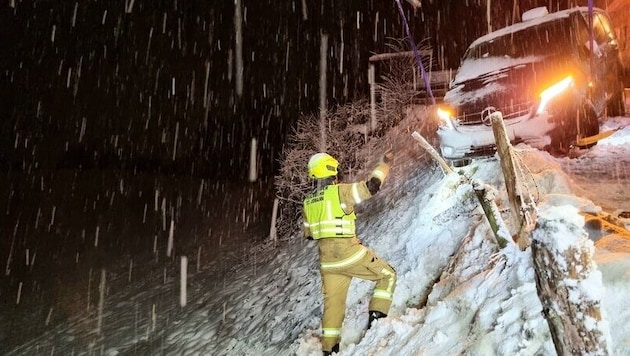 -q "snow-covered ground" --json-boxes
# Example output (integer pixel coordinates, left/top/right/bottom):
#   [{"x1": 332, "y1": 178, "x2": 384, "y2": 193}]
[{"x1": 3, "y1": 112, "x2": 630, "y2": 355}]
